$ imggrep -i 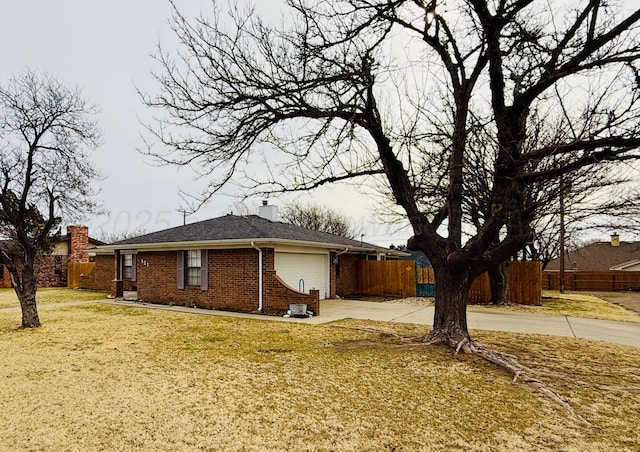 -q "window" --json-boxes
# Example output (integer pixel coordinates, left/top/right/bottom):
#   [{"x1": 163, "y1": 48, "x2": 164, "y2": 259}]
[
  {"x1": 122, "y1": 254, "x2": 133, "y2": 279},
  {"x1": 177, "y1": 250, "x2": 207, "y2": 290},
  {"x1": 185, "y1": 250, "x2": 201, "y2": 286}
]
